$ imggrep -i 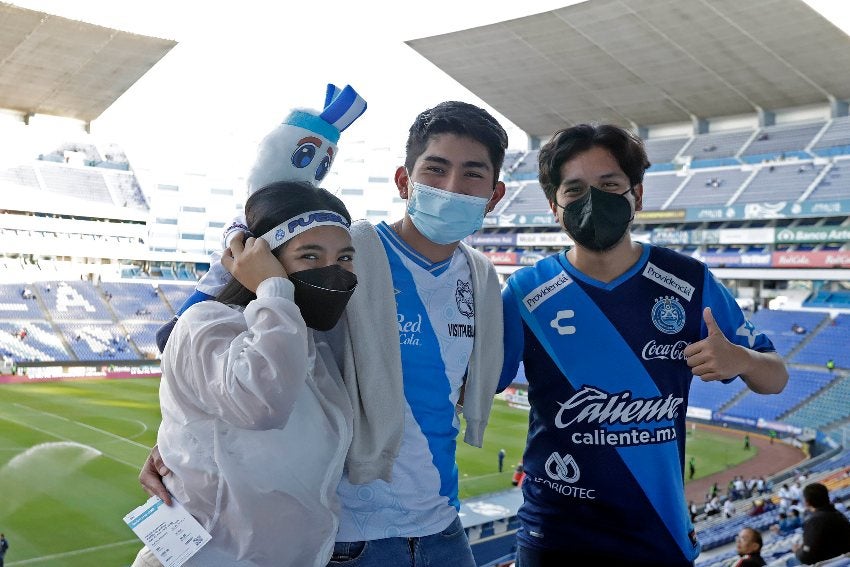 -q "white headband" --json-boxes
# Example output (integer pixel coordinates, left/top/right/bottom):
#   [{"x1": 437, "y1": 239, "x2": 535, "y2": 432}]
[{"x1": 258, "y1": 209, "x2": 350, "y2": 248}]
